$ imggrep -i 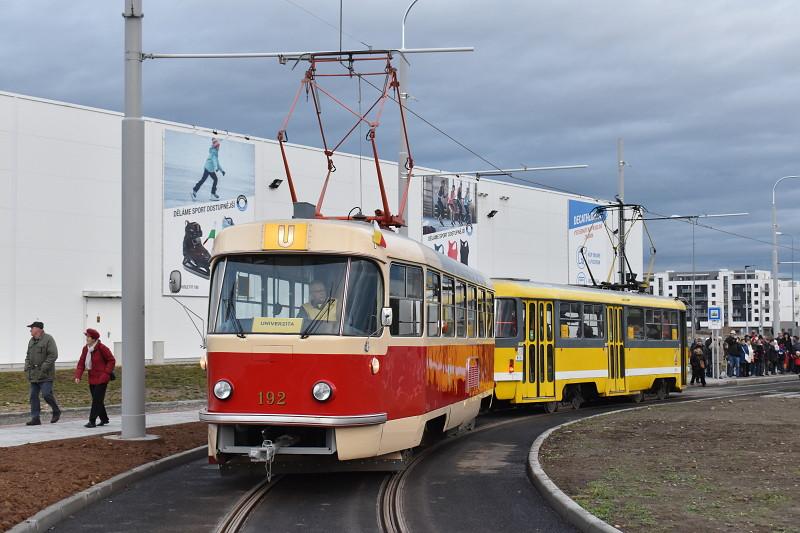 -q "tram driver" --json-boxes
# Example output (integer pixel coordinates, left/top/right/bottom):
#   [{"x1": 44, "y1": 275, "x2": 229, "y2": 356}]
[{"x1": 297, "y1": 280, "x2": 338, "y2": 323}]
